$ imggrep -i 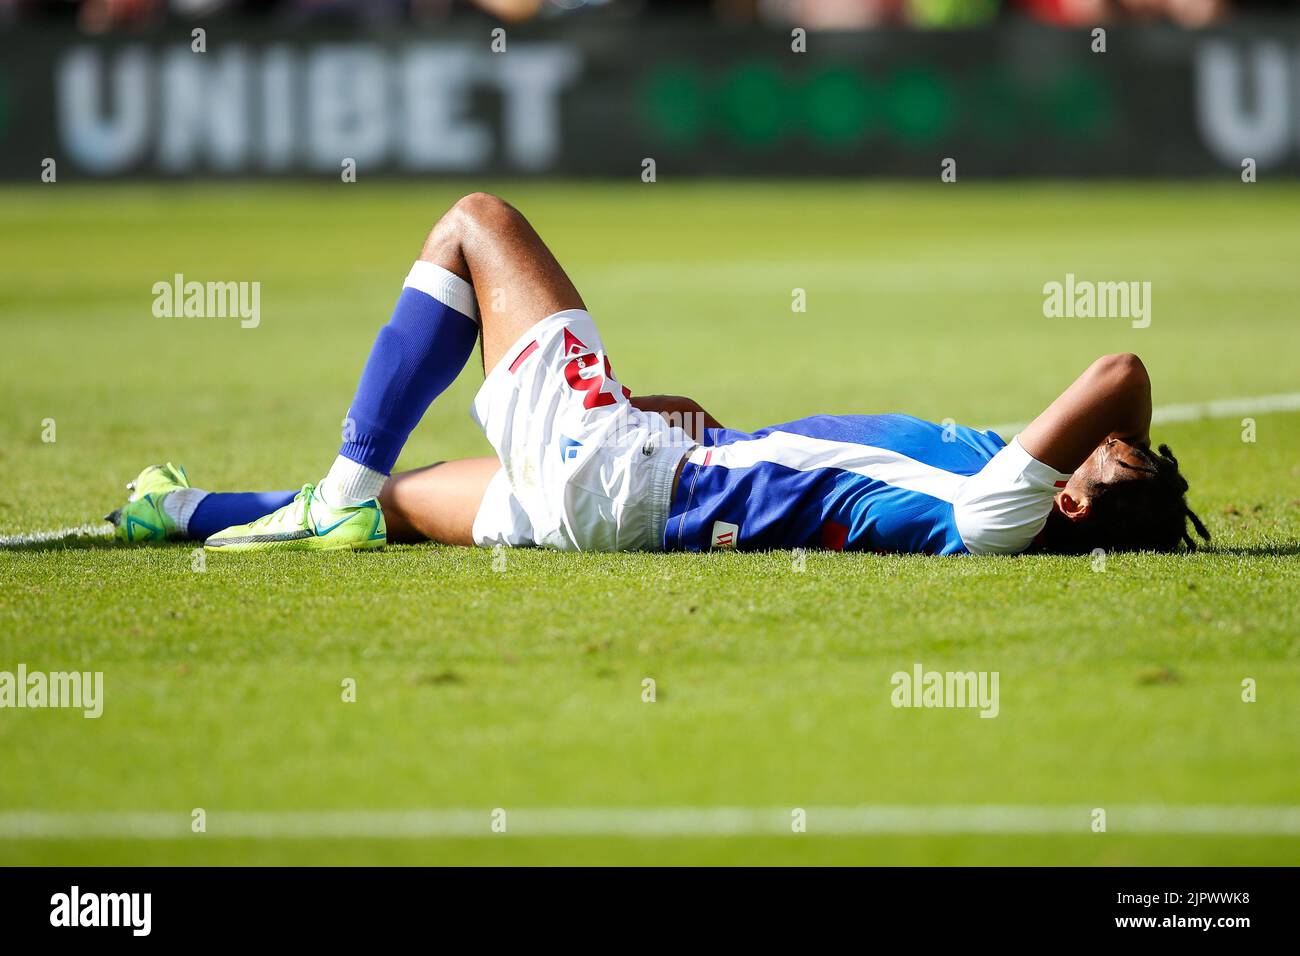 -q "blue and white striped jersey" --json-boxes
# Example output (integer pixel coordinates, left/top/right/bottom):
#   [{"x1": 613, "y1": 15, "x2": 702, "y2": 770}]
[{"x1": 663, "y1": 414, "x2": 1073, "y2": 555}]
